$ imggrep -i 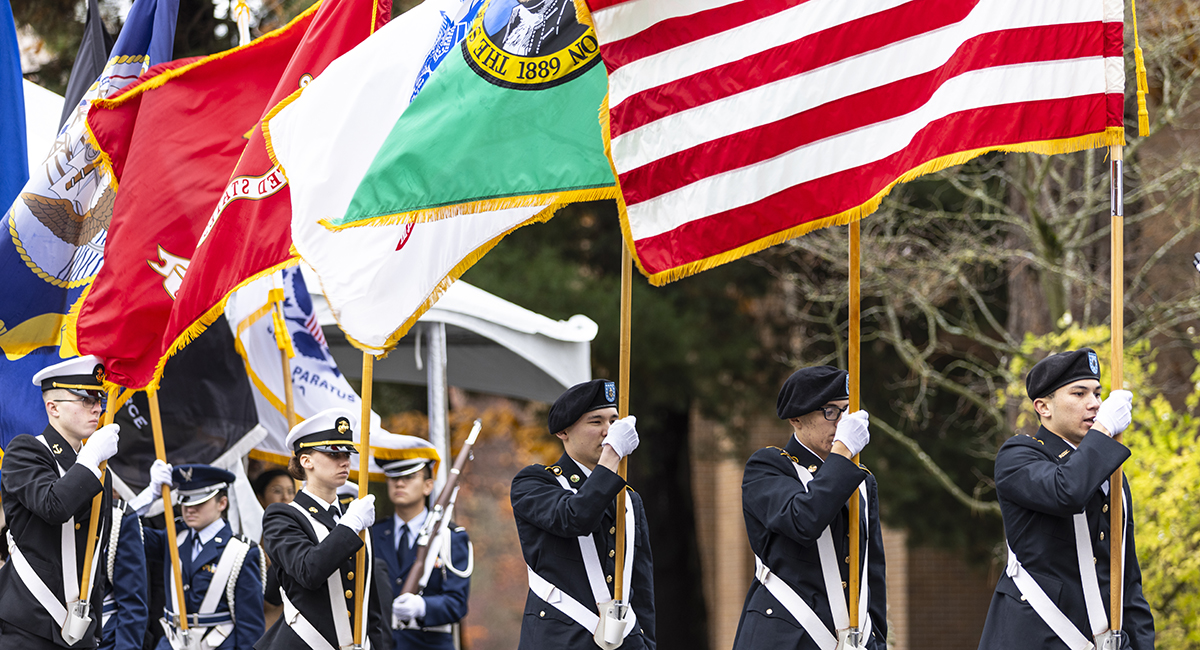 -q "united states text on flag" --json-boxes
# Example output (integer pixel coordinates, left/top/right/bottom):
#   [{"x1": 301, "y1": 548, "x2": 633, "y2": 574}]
[{"x1": 588, "y1": 0, "x2": 1126, "y2": 284}]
